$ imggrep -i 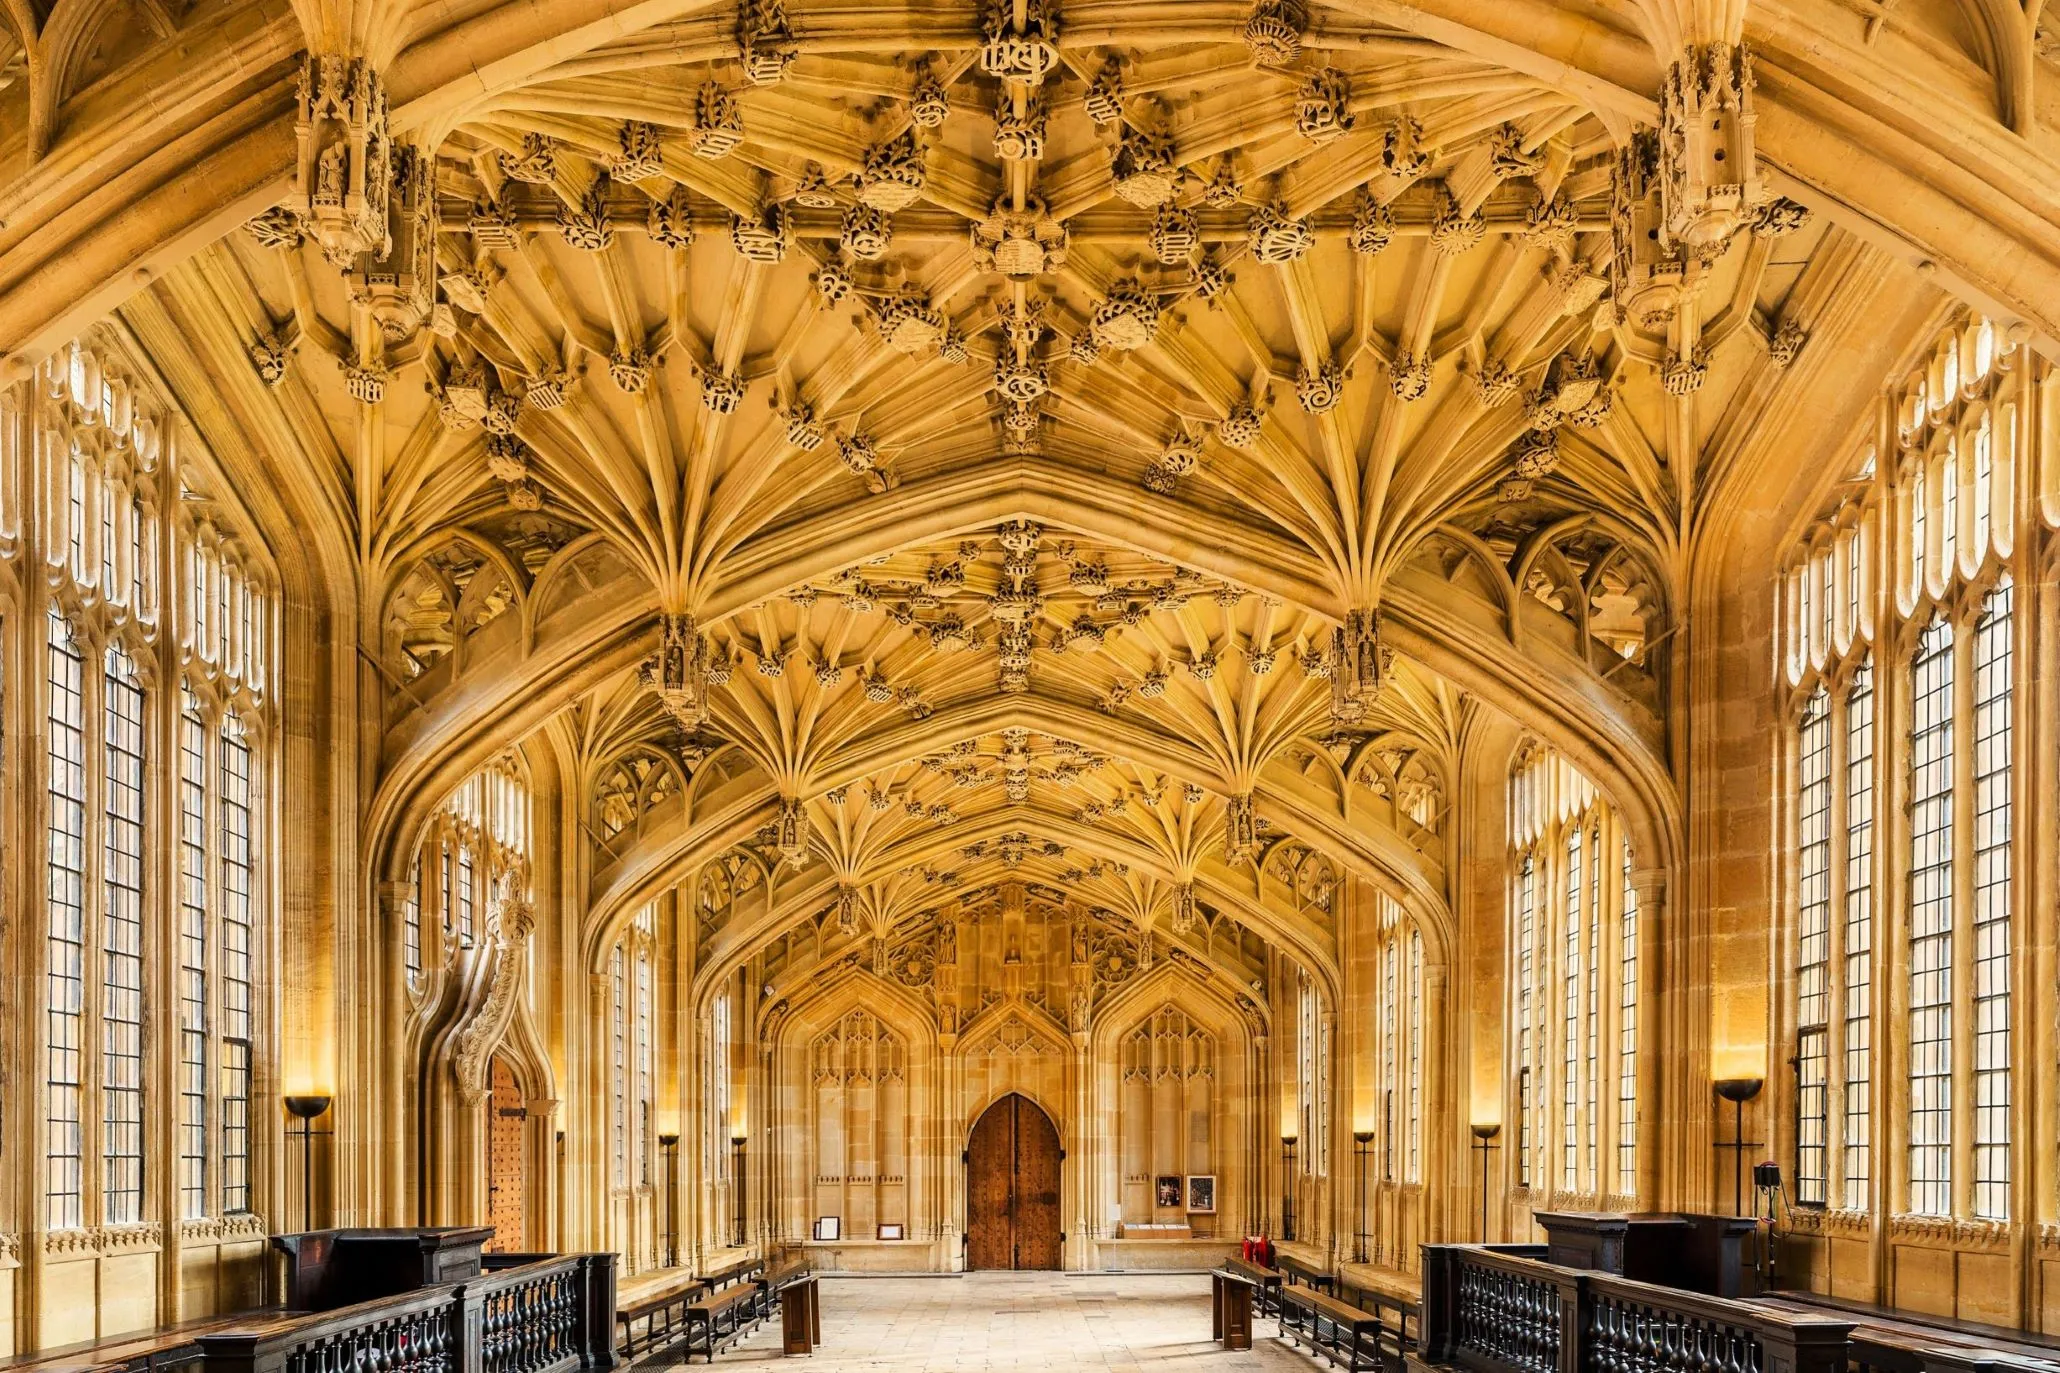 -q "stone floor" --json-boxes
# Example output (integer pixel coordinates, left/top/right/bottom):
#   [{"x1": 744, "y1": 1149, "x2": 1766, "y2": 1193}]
[{"x1": 698, "y1": 1273, "x2": 1314, "y2": 1371}]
